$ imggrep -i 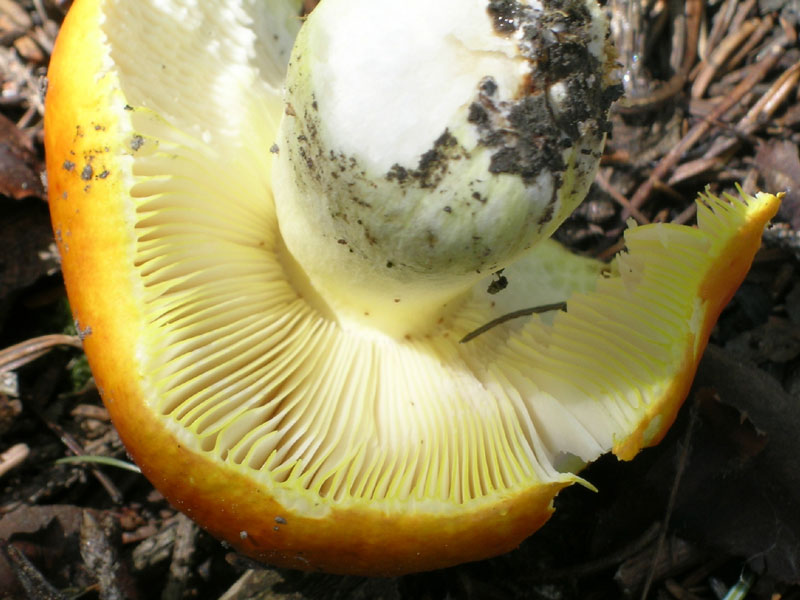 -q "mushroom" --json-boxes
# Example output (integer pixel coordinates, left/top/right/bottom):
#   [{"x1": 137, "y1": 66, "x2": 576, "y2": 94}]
[{"x1": 45, "y1": 0, "x2": 780, "y2": 576}]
